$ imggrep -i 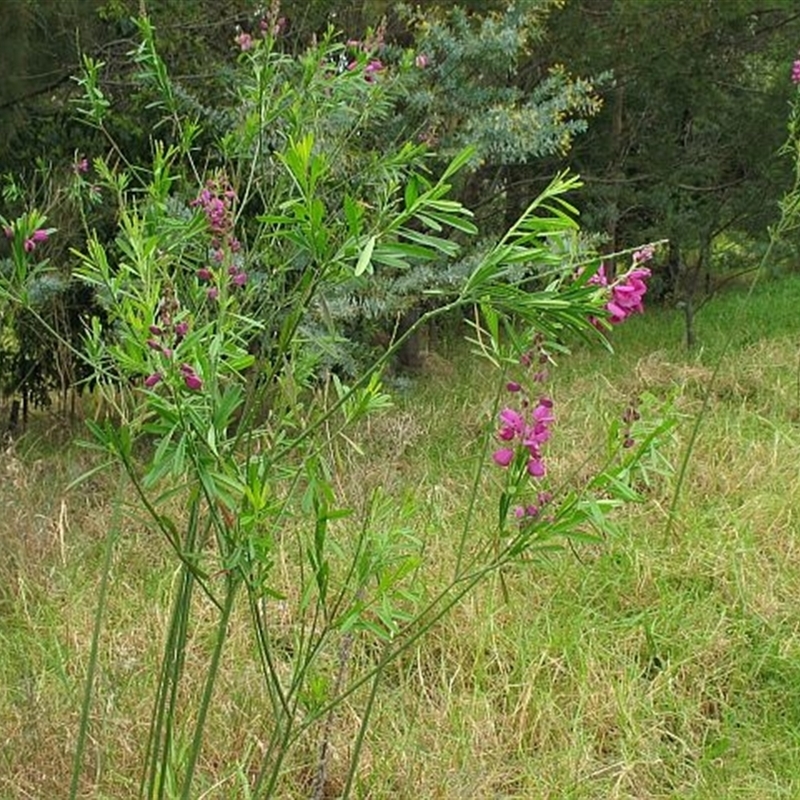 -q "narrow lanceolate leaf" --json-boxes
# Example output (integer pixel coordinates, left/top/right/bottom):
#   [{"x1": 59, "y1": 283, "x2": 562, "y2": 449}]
[
  {"x1": 374, "y1": 241, "x2": 440, "y2": 264},
  {"x1": 399, "y1": 227, "x2": 460, "y2": 257},
  {"x1": 417, "y1": 210, "x2": 478, "y2": 235},
  {"x1": 355, "y1": 235, "x2": 376, "y2": 276}
]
